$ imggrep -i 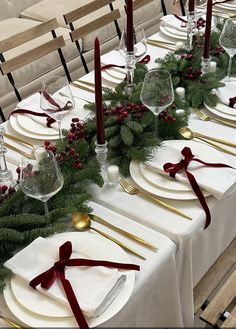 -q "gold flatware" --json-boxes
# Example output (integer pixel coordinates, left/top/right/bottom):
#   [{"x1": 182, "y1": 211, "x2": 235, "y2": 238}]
[
  {"x1": 179, "y1": 127, "x2": 236, "y2": 156},
  {"x1": 195, "y1": 109, "x2": 236, "y2": 129},
  {"x1": 70, "y1": 81, "x2": 95, "y2": 94},
  {"x1": 77, "y1": 80, "x2": 95, "y2": 87},
  {"x1": 5, "y1": 142, "x2": 35, "y2": 159},
  {"x1": 119, "y1": 178, "x2": 192, "y2": 221},
  {"x1": 74, "y1": 212, "x2": 158, "y2": 251},
  {"x1": 148, "y1": 38, "x2": 175, "y2": 46},
  {"x1": 71, "y1": 212, "x2": 146, "y2": 260},
  {"x1": 180, "y1": 126, "x2": 236, "y2": 148},
  {"x1": 0, "y1": 314, "x2": 24, "y2": 329},
  {"x1": 146, "y1": 40, "x2": 175, "y2": 51},
  {"x1": 4, "y1": 133, "x2": 35, "y2": 148}
]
